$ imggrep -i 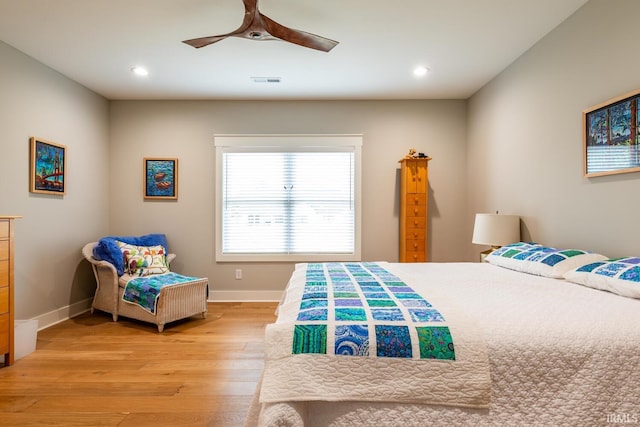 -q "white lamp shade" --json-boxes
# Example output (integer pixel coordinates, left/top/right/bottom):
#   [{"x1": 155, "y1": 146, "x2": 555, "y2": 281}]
[{"x1": 472, "y1": 213, "x2": 520, "y2": 246}]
